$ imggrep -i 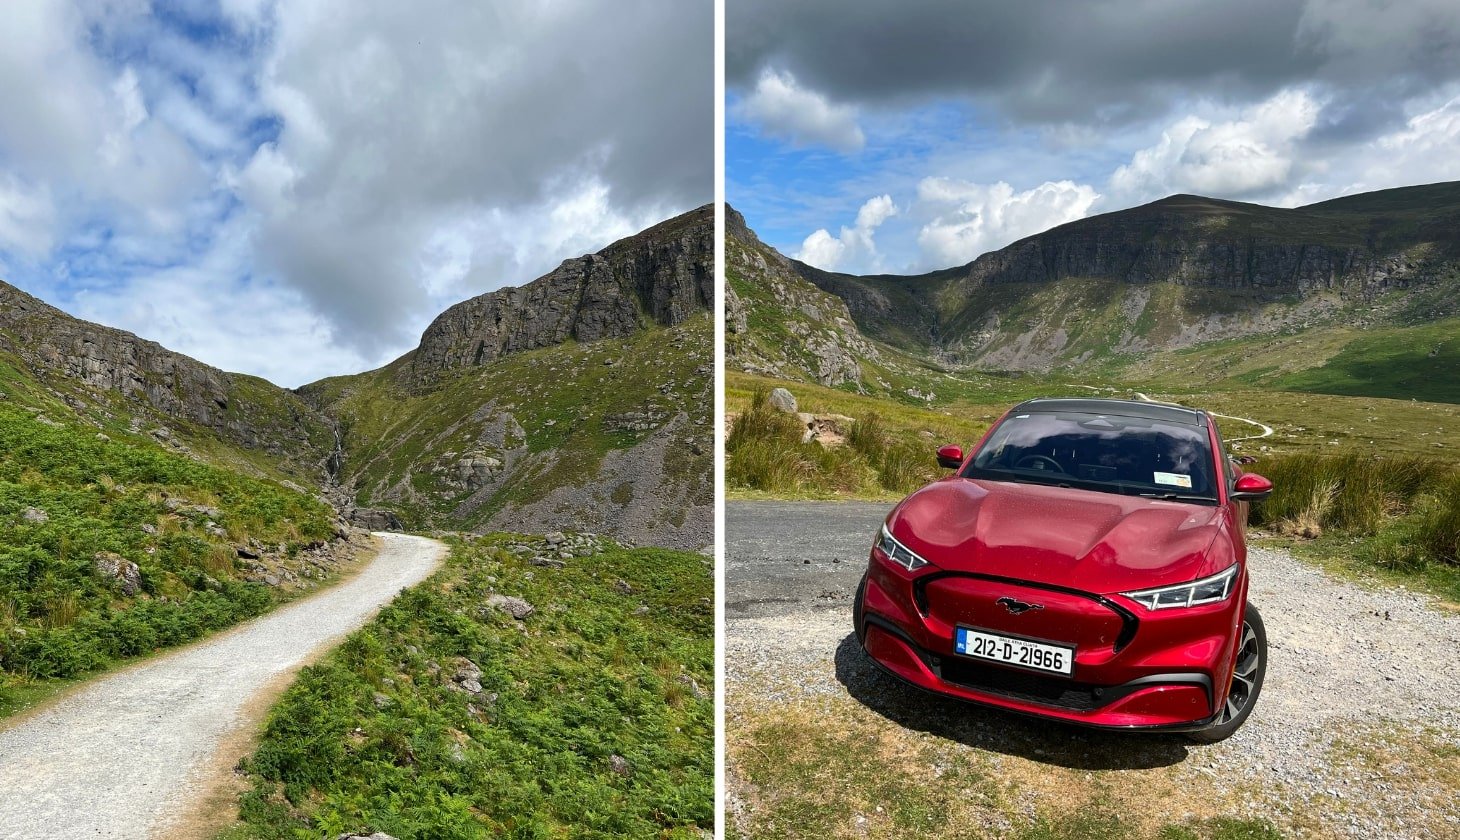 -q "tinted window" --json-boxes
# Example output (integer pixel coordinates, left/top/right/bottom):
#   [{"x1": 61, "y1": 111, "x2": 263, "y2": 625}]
[{"x1": 962, "y1": 410, "x2": 1216, "y2": 501}]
